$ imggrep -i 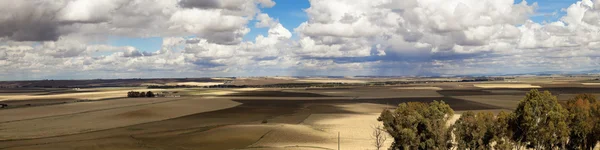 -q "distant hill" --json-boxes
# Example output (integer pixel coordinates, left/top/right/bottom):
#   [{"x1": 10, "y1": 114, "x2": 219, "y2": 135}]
[
  {"x1": 0, "y1": 78, "x2": 231, "y2": 88},
  {"x1": 501, "y1": 69, "x2": 600, "y2": 76}
]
